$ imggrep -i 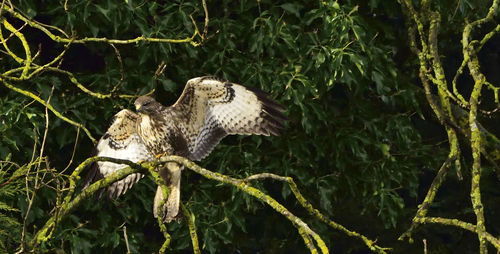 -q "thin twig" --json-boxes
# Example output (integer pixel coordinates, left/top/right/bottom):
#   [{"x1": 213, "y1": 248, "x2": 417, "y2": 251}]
[
  {"x1": 2, "y1": 5, "x2": 204, "y2": 47},
  {"x1": 150, "y1": 61, "x2": 167, "y2": 96},
  {"x1": 201, "y1": 0, "x2": 209, "y2": 41},
  {"x1": 423, "y1": 239, "x2": 428, "y2": 254},
  {"x1": 0, "y1": 79, "x2": 96, "y2": 143},
  {"x1": 60, "y1": 127, "x2": 80, "y2": 175},
  {"x1": 181, "y1": 203, "x2": 200, "y2": 254},
  {"x1": 109, "y1": 43, "x2": 124, "y2": 95},
  {"x1": 123, "y1": 225, "x2": 131, "y2": 254},
  {"x1": 19, "y1": 87, "x2": 53, "y2": 252}
]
